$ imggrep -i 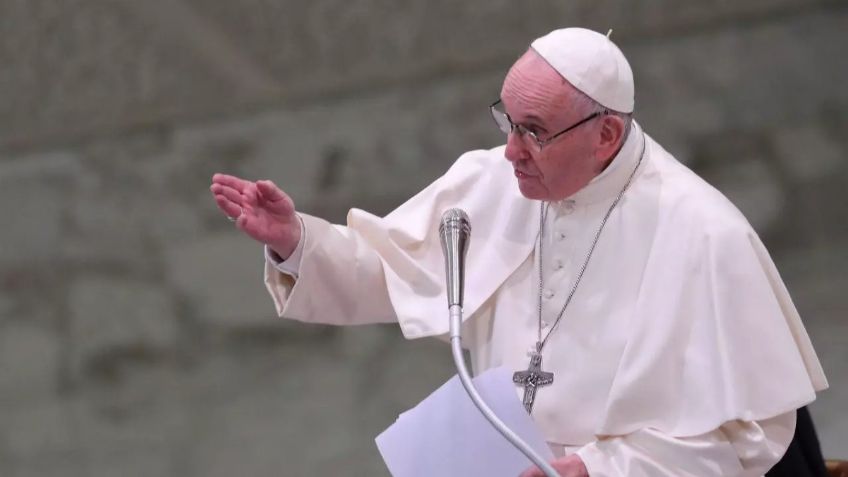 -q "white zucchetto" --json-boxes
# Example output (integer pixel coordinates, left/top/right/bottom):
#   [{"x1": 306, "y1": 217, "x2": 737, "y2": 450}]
[{"x1": 531, "y1": 28, "x2": 635, "y2": 113}]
